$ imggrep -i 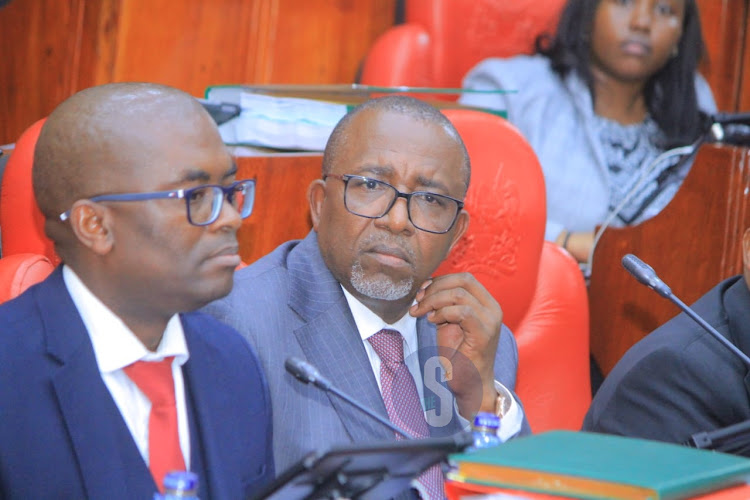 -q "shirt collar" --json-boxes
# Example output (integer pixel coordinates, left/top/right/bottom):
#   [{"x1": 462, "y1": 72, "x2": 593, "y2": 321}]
[
  {"x1": 340, "y1": 285, "x2": 418, "y2": 356},
  {"x1": 62, "y1": 265, "x2": 189, "y2": 374}
]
